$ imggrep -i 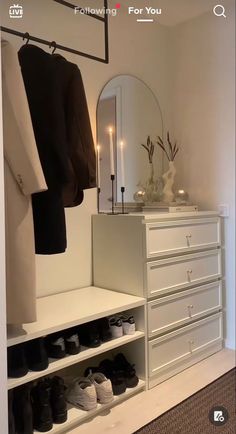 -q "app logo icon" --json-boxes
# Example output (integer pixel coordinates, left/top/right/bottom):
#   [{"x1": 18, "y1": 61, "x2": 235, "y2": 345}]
[
  {"x1": 209, "y1": 406, "x2": 229, "y2": 426},
  {"x1": 9, "y1": 4, "x2": 23, "y2": 18}
]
